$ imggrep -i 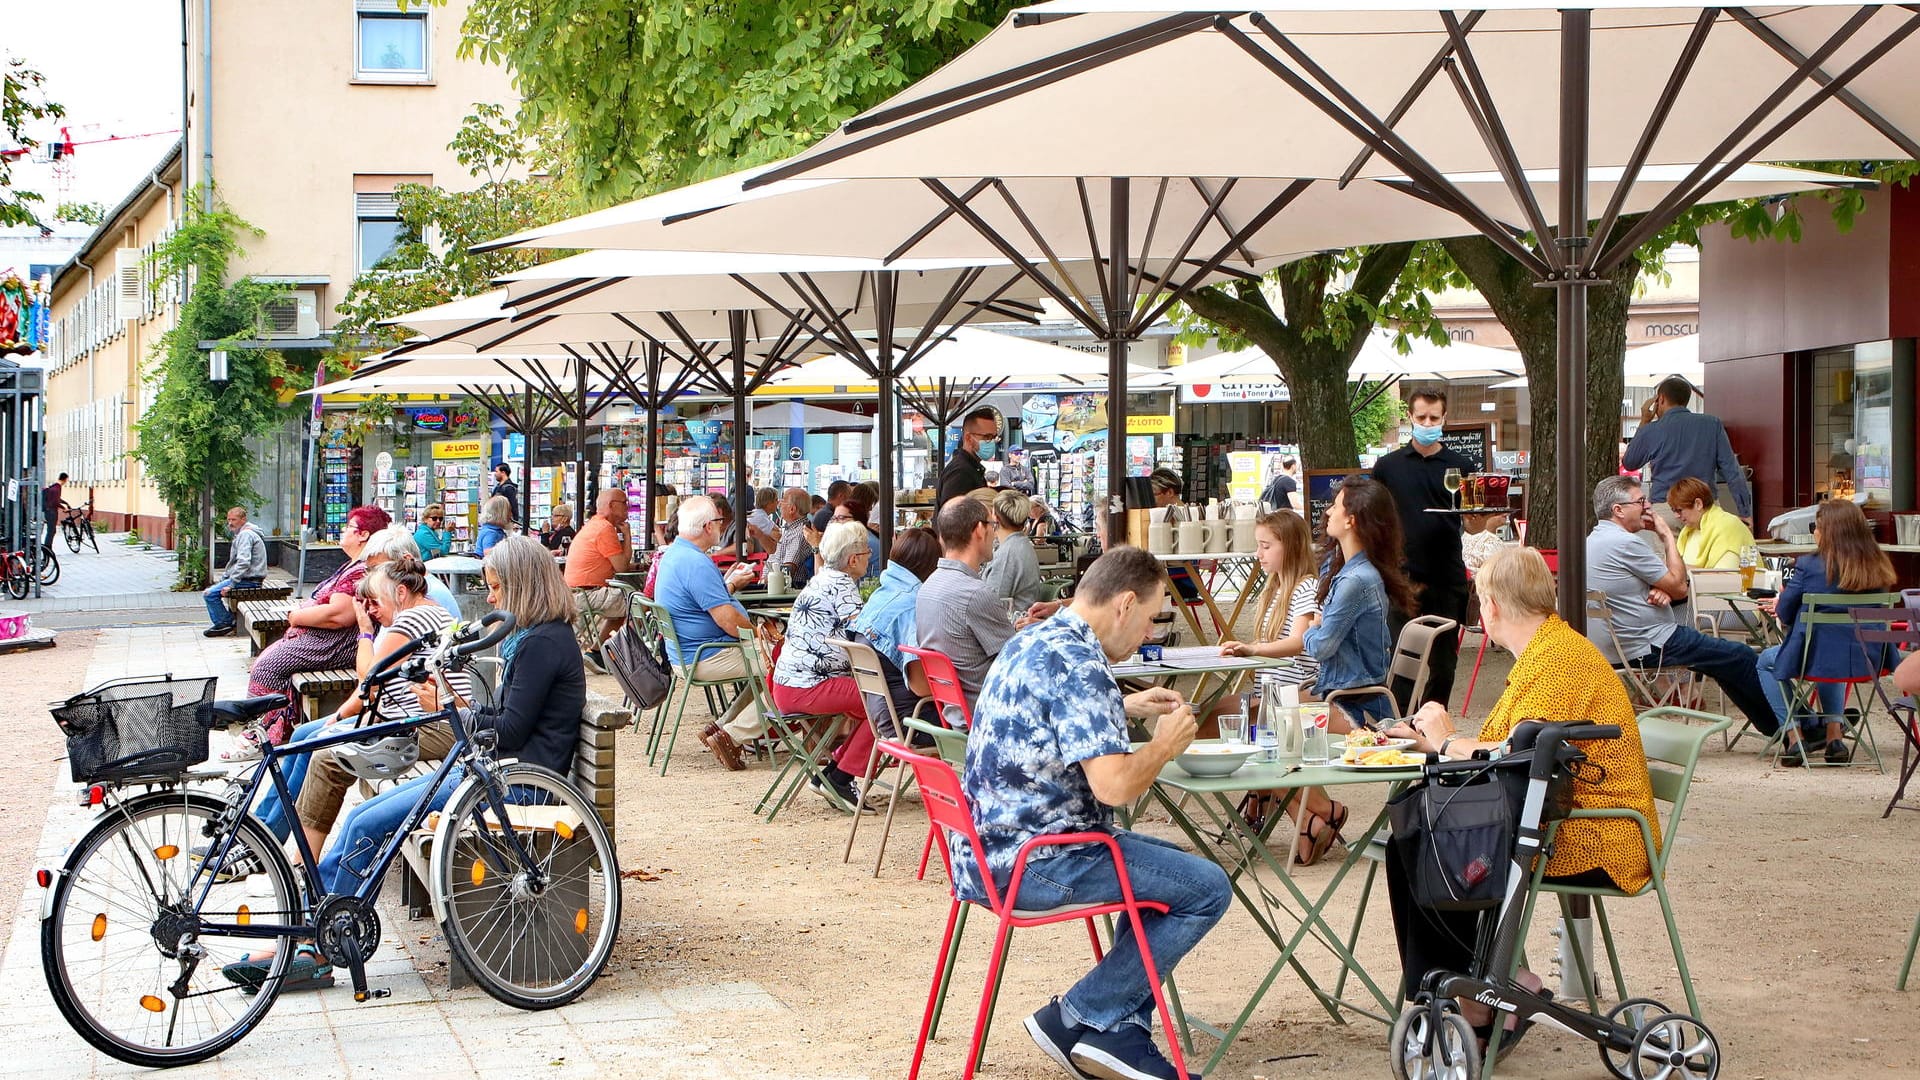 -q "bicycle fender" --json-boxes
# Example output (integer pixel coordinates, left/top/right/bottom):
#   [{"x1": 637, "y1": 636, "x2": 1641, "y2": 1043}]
[{"x1": 39, "y1": 868, "x2": 66, "y2": 920}]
